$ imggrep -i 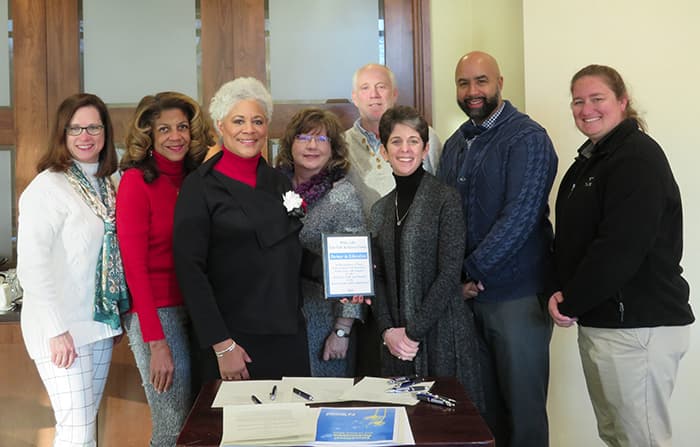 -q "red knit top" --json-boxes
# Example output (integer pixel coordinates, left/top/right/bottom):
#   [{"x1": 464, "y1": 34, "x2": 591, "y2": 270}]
[
  {"x1": 214, "y1": 146, "x2": 260, "y2": 187},
  {"x1": 116, "y1": 152, "x2": 186, "y2": 342}
]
